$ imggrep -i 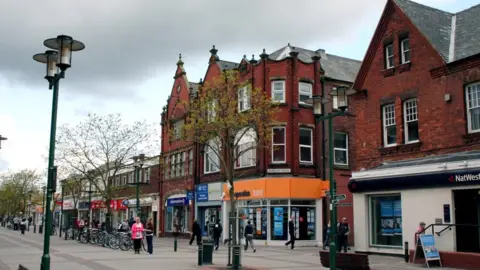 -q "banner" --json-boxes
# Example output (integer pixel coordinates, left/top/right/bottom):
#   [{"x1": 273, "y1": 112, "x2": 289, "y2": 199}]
[{"x1": 273, "y1": 207, "x2": 283, "y2": 236}]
